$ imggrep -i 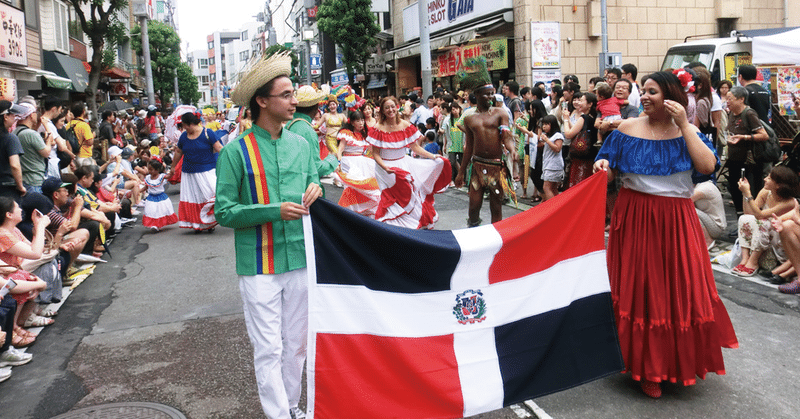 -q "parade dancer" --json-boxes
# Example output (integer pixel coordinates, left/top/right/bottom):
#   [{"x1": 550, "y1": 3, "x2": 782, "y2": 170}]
[
  {"x1": 454, "y1": 59, "x2": 518, "y2": 226},
  {"x1": 216, "y1": 52, "x2": 322, "y2": 419},
  {"x1": 594, "y1": 71, "x2": 737, "y2": 398}
]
